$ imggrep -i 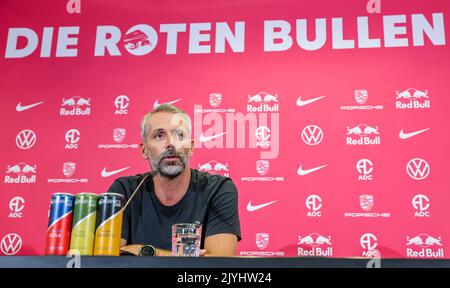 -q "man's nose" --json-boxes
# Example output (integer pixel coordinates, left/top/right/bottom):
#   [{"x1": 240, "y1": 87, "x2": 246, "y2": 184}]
[{"x1": 165, "y1": 134, "x2": 175, "y2": 149}]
